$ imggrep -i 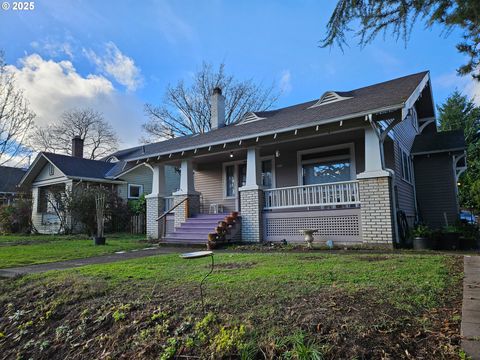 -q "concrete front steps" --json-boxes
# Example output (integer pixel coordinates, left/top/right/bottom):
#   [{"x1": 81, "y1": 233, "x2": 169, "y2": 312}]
[{"x1": 161, "y1": 213, "x2": 229, "y2": 245}]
